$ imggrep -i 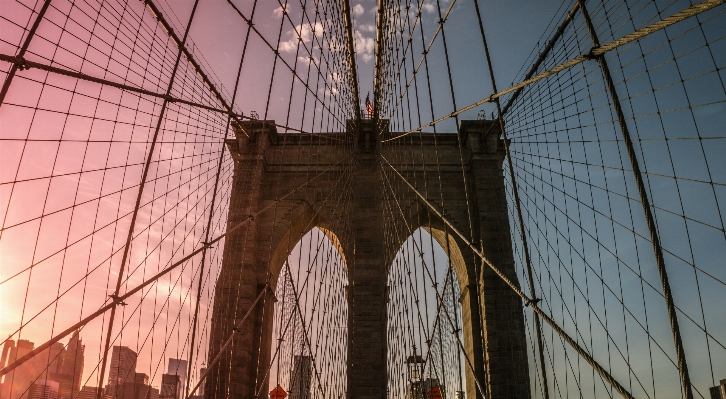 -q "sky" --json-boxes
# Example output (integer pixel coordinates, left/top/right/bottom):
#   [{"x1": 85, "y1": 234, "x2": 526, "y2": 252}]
[
  {"x1": 1, "y1": 0, "x2": 724, "y2": 398},
  {"x1": 135, "y1": 0, "x2": 569, "y2": 126}
]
